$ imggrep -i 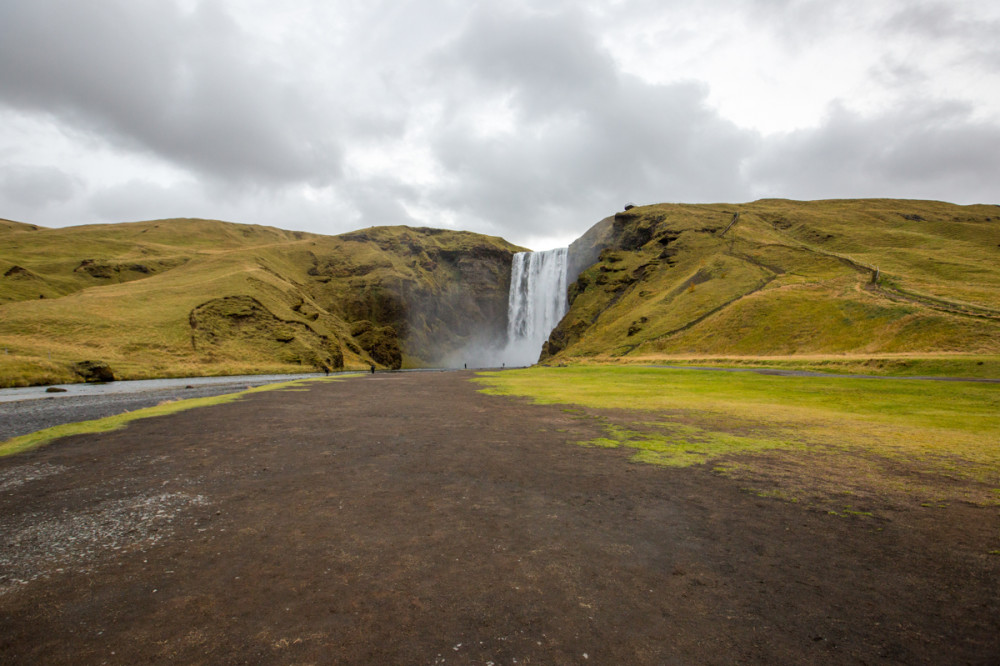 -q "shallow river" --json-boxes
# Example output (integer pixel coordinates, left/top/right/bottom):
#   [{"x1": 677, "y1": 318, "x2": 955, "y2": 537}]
[
  {"x1": 0, "y1": 373, "x2": 328, "y2": 404},
  {"x1": 0, "y1": 373, "x2": 328, "y2": 442}
]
